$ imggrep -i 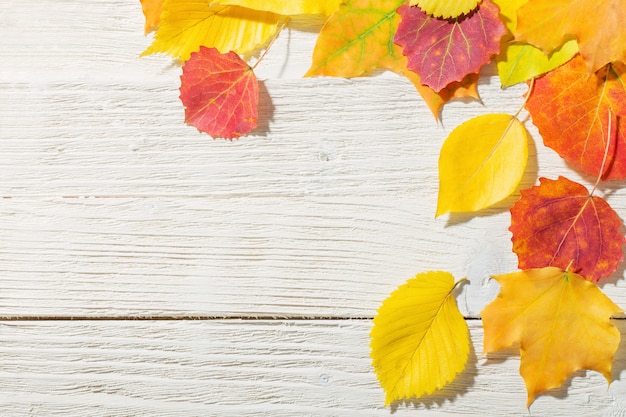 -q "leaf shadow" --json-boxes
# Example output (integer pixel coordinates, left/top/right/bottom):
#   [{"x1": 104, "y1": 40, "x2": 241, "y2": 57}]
[
  {"x1": 389, "y1": 341, "x2": 478, "y2": 413},
  {"x1": 443, "y1": 130, "x2": 539, "y2": 228},
  {"x1": 251, "y1": 80, "x2": 275, "y2": 137},
  {"x1": 610, "y1": 319, "x2": 626, "y2": 383}
]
